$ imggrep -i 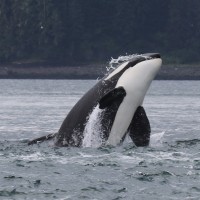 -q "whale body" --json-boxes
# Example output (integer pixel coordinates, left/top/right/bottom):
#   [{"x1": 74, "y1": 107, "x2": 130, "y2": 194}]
[{"x1": 28, "y1": 53, "x2": 162, "y2": 147}]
